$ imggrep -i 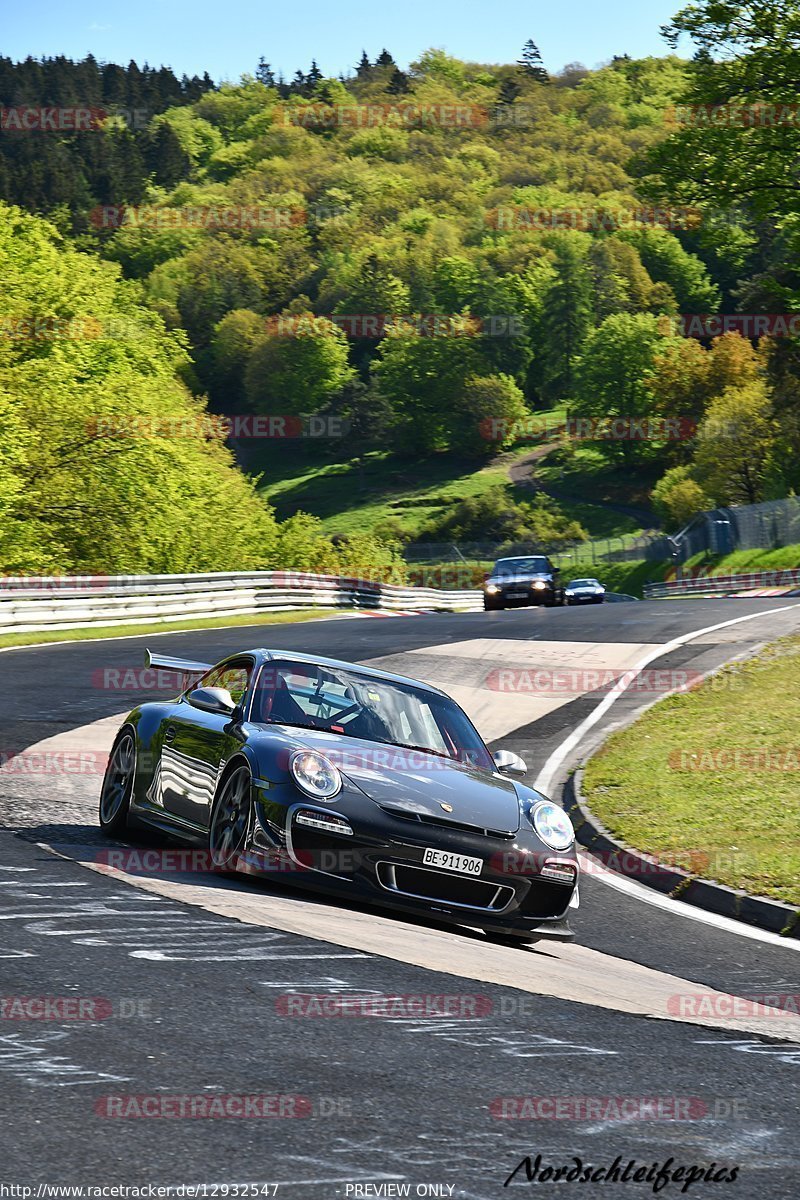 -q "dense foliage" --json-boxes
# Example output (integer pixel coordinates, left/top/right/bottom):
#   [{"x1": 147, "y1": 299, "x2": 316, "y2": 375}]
[
  {"x1": 0, "y1": 205, "x2": 404, "y2": 577},
  {"x1": 4, "y1": 17, "x2": 800, "y2": 573}
]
